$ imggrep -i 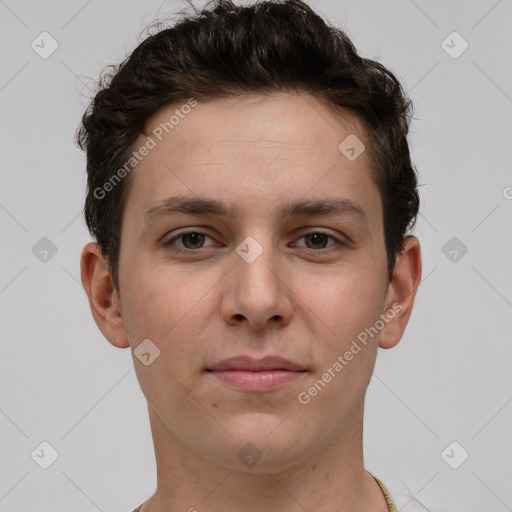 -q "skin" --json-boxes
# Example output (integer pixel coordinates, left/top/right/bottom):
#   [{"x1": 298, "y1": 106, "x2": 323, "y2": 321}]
[{"x1": 81, "y1": 92, "x2": 421, "y2": 512}]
